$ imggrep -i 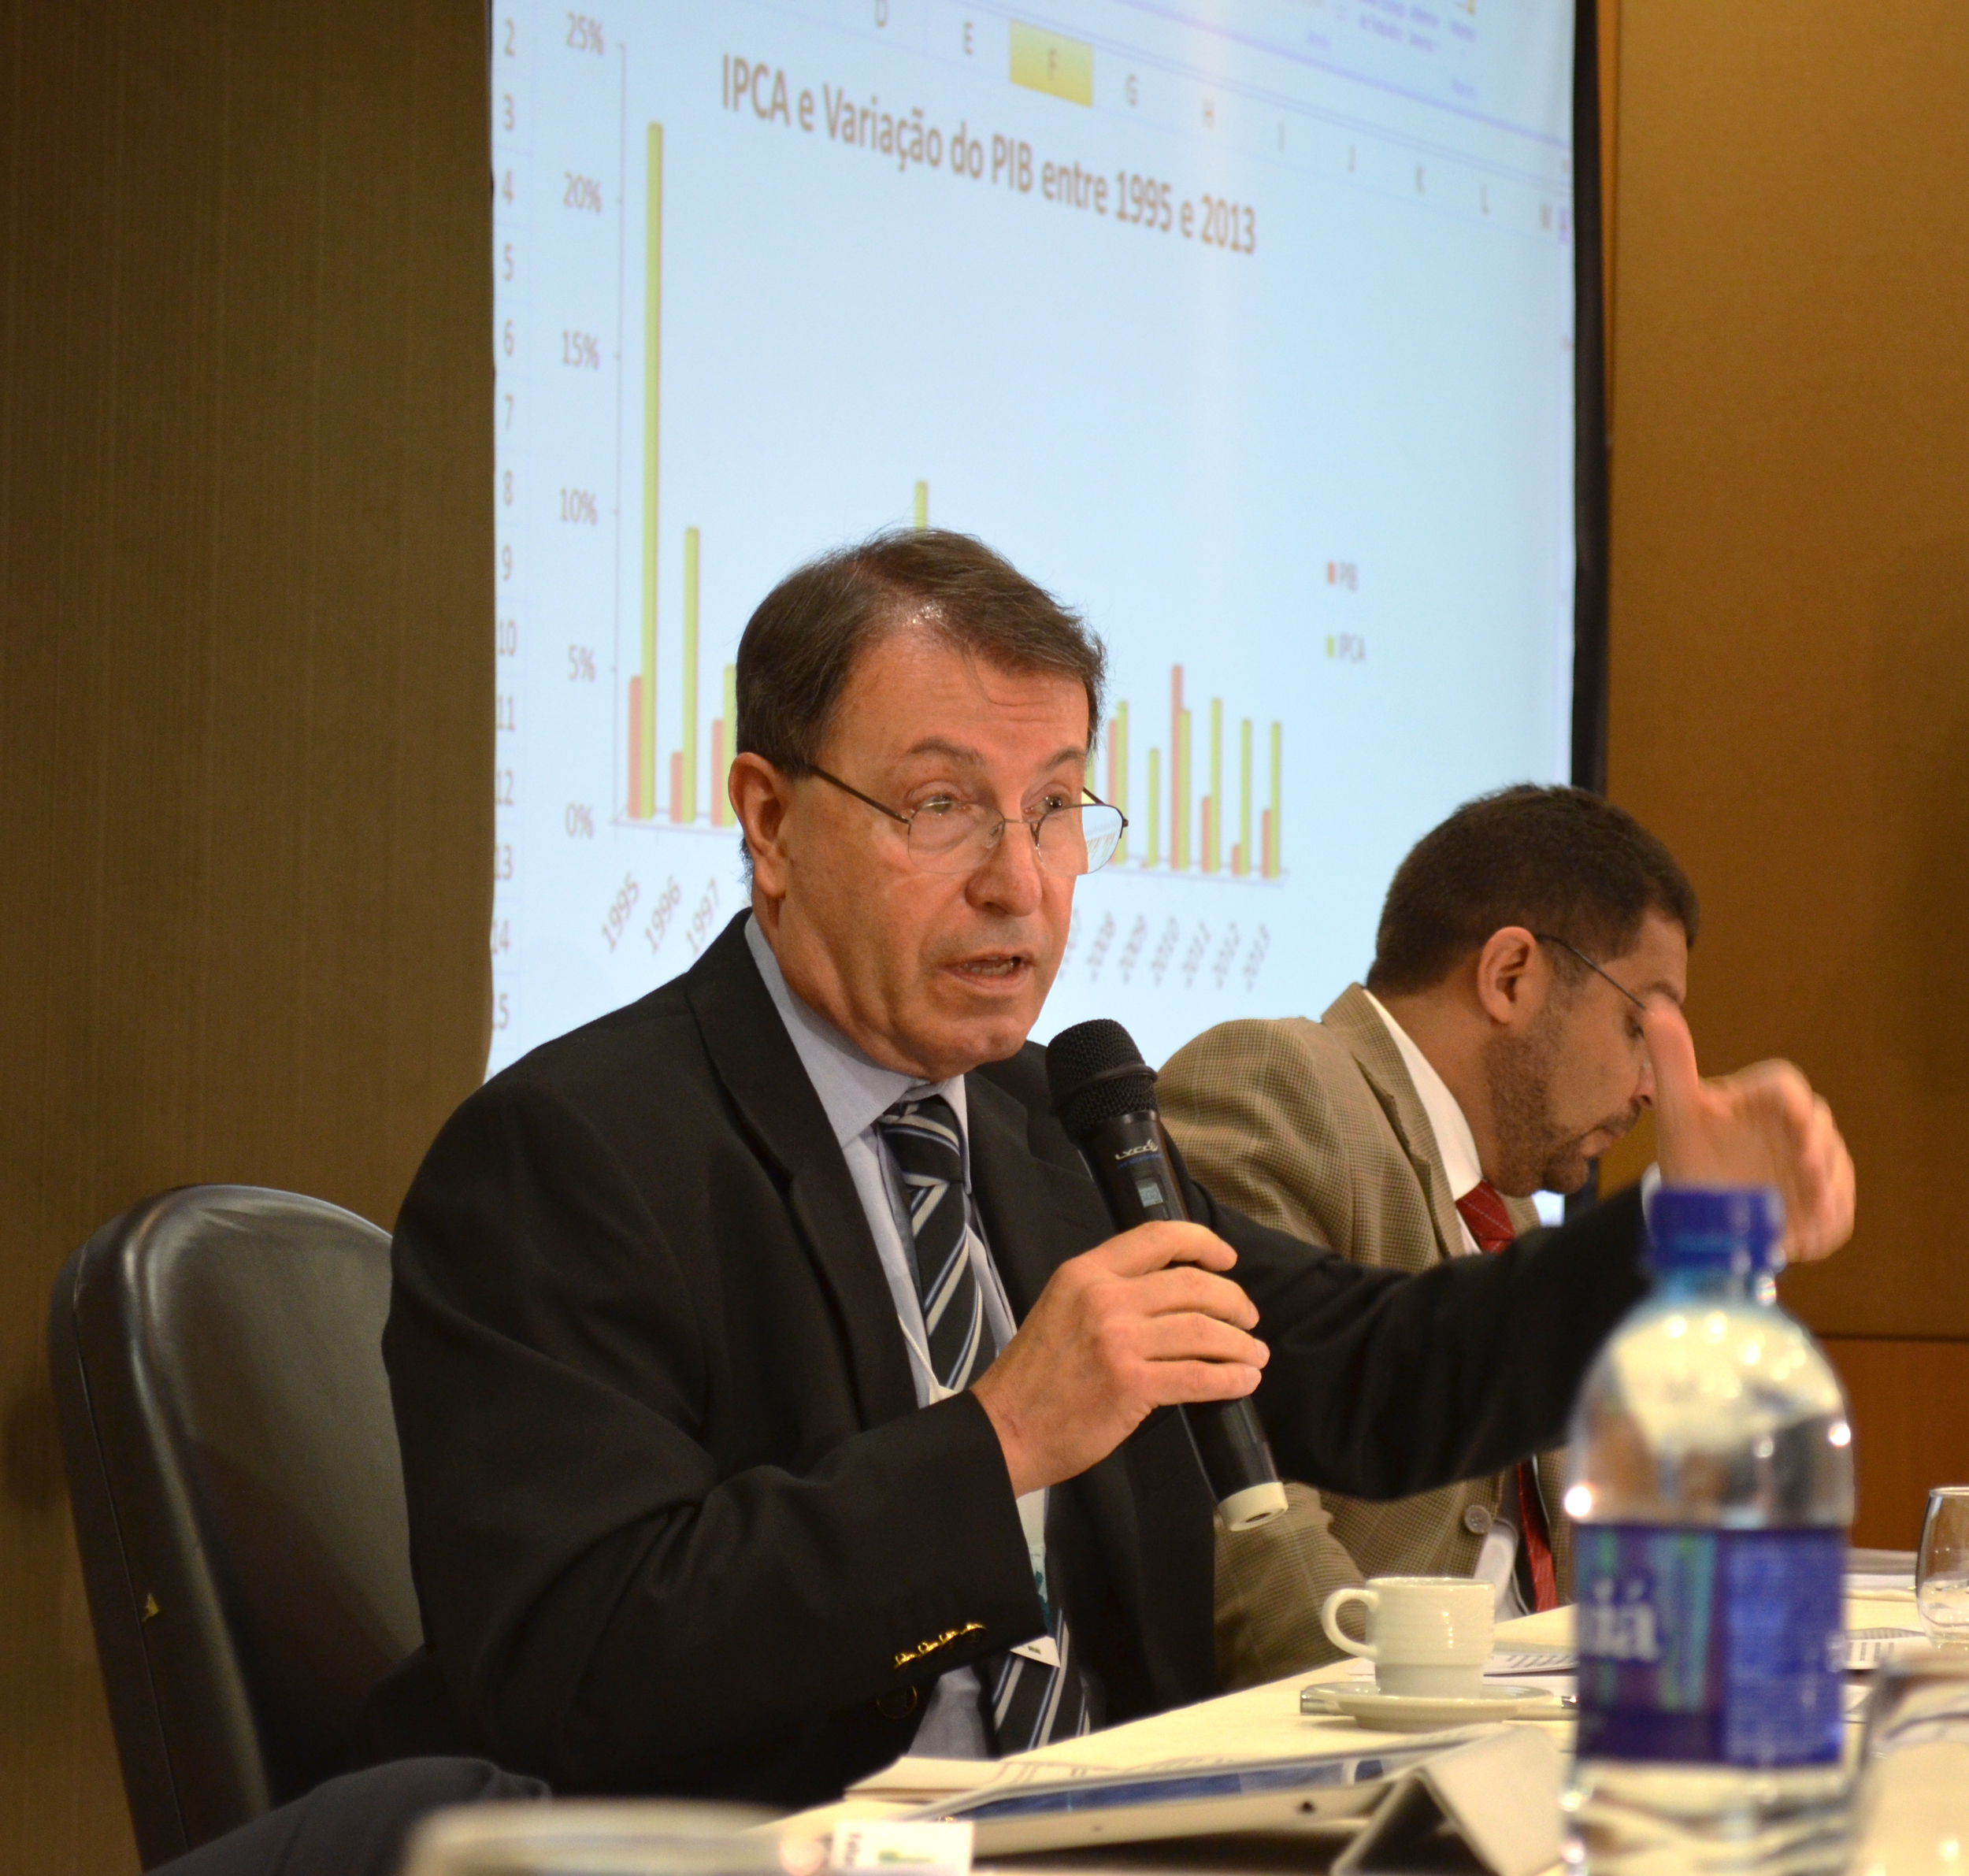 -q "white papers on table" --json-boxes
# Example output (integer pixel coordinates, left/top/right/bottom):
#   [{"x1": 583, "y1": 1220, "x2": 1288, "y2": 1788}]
[
  {"x1": 1848, "y1": 1575, "x2": 1916, "y2": 1596},
  {"x1": 1845, "y1": 1627, "x2": 1929, "y2": 1670}
]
